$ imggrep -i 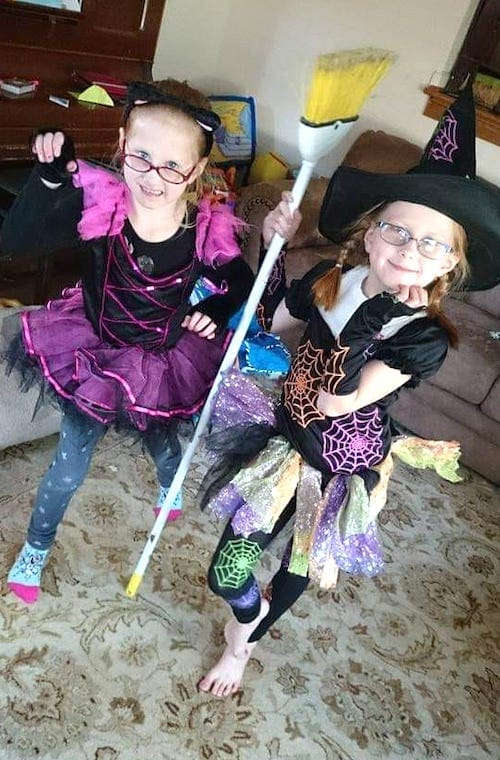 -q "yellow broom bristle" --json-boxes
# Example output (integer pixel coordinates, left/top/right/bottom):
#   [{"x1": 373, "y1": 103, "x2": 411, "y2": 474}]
[{"x1": 304, "y1": 47, "x2": 395, "y2": 125}]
